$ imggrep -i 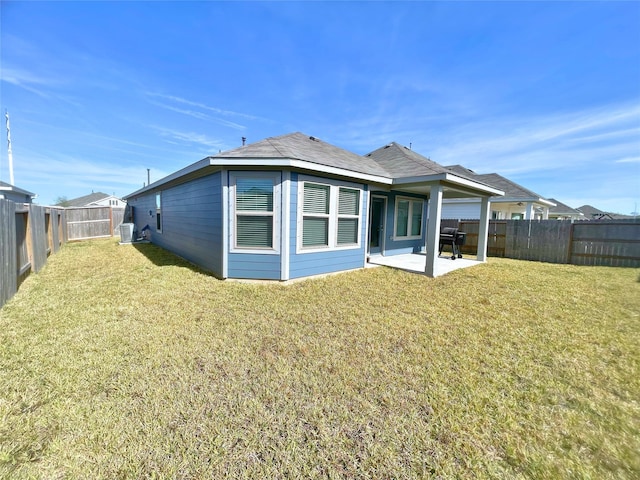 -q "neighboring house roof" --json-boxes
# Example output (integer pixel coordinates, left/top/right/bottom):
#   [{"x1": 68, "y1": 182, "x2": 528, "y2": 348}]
[
  {"x1": 62, "y1": 192, "x2": 123, "y2": 207},
  {"x1": 576, "y1": 204, "x2": 630, "y2": 220},
  {"x1": 445, "y1": 165, "x2": 555, "y2": 206},
  {"x1": 125, "y1": 132, "x2": 504, "y2": 200},
  {"x1": 0, "y1": 180, "x2": 35, "y2": 197},
  {"x1": 547, "y1": 198, "x2": 584, "y2": 218}
]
